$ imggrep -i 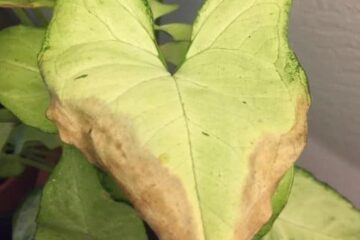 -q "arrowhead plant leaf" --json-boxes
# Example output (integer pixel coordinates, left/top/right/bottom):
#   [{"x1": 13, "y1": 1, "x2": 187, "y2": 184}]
[
  {"x1": 155, "y1": 23, "x2": 192, "y2": 41},
  {"x1": 148, "y1": 0, "x2": 178, "y2": 19},
  {"x1": 36, "y1": 145, "x2": 148, "y2": 240},
  {"x1": 39, "y1": 0, "x2": 310, "y2": 240},
  {"x1": 264, "y1": 167, "x2": 360, "y2": 240},
  {"x1": 160, "y1": 41, "x2": 190, "y2": 66},
  {"x1": 0, "y1": 26, "x2": 56, "y2": 132}
]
